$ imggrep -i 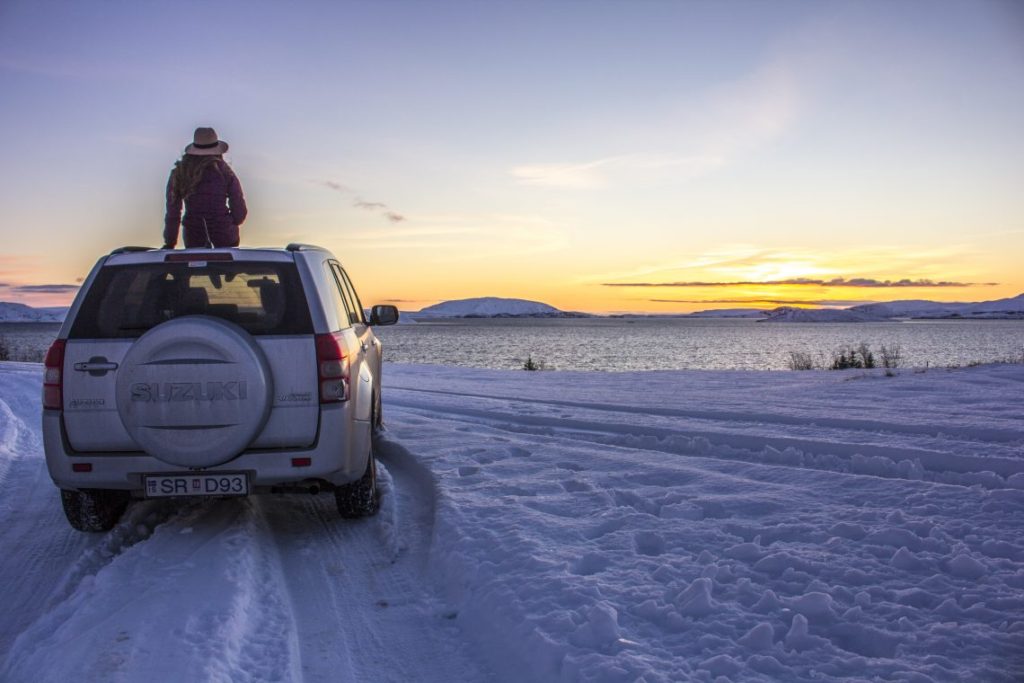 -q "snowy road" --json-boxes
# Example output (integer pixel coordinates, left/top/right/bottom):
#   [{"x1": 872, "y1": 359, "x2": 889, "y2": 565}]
[
  {"x1": 0, "y1": 362, "x2": 493, "y2": 683},
  {"x1": 2, "y1": 361, "x2": 1023, "y2": 681}
]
